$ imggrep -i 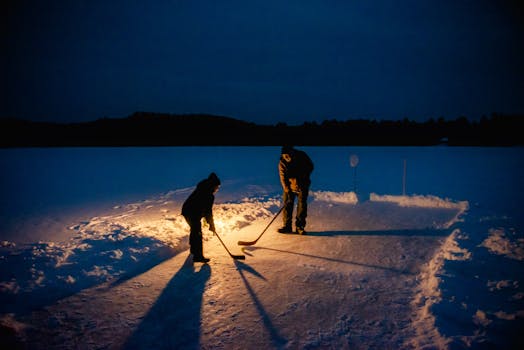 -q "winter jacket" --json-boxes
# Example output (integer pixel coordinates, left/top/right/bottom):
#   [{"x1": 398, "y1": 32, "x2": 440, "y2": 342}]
[
  {"x1": 279, "y1": 149, "x2": 314, "y2": 192},
  {"x1": 181, "y1": 177, "x2": 216, "y2": 229}
]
